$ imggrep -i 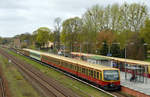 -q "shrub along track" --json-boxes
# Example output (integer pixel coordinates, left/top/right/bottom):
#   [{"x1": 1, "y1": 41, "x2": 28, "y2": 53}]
[{"x1": 0, "y1": 48, "x2": 80, "y2": 97}]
